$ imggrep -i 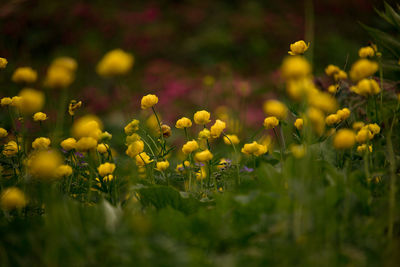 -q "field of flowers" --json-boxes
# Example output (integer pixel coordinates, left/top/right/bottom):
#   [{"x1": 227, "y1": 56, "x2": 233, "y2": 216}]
[{"x1": 1, "y1": 1, "x2": 400, "y2": 266}]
